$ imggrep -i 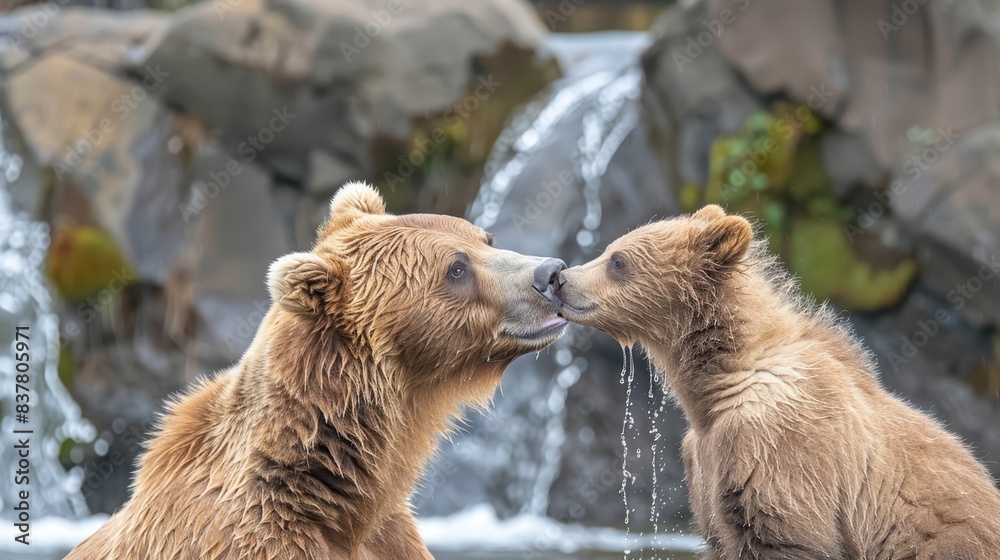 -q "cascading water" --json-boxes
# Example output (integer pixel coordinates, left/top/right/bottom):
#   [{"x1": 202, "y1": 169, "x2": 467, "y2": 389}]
[
  {"x1": 446, "y1": 30, "x2": 707, "y2": 558},
  {"x1": 620, "y1": 346, "x2": 636, "y2": 557},
  {"x1": 574, "y1": 68, "x2": 641, "y2": 250},
  {"x1": 468, "y1": 60, "x2": 644, "y2": 520},
  {"x1": 0, "y1": 124, "x2": 93, "y2": 527},
  {"x1": 472, "y1": 66, "x2": 642, "y2": 236},
  {"x1": 649, "y1": 367, "x2": 668, "y2": 549},
  {"x1": 524, "y1": 344, "x2": 583, "y2": 516},
  {"x1": 428, "y1": 31, "x2": 696, "y2": 557}
]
